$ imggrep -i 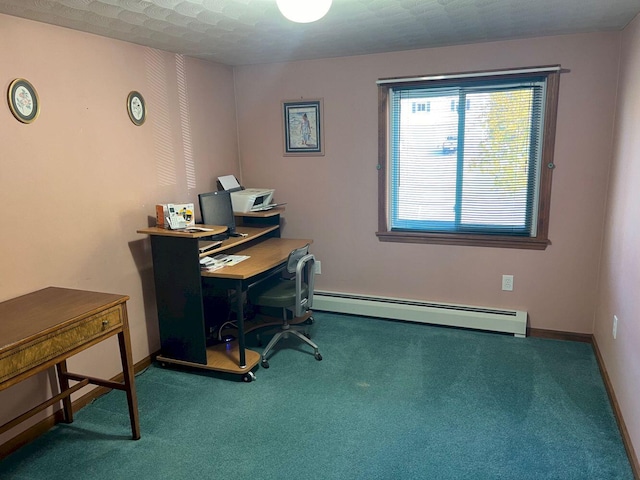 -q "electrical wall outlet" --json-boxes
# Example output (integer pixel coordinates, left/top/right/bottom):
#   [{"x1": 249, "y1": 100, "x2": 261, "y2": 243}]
[
  {"x1": 502, "y1": 275, "x2": 514, "y2": 291},
  {"x1": 613, "y1": 315, "x2": 618, "y2": 339},
  {"x1": 315, "y1": 260, "x2": 322, "y2": 274}
]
